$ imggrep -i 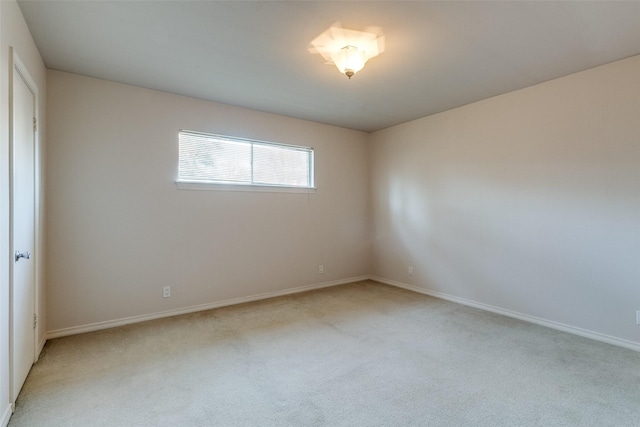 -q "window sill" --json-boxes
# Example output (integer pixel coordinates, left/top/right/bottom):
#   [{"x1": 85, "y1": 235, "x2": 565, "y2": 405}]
[{"x1": 175, "y1": 181, "x2": 317, "y2": 193}]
